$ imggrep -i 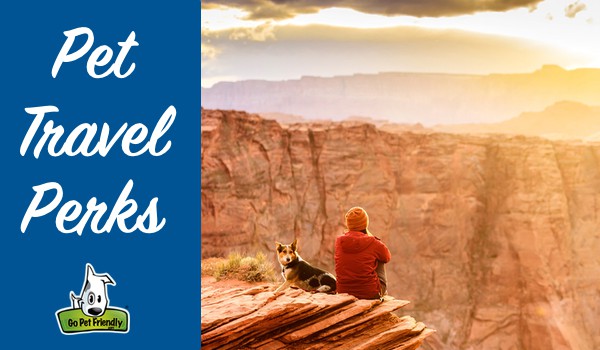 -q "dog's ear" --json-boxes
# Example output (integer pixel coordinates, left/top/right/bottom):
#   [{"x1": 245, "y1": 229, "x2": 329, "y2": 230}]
[
  {"x1": 99, "y1": 274, "x2": 115, "y2": 285},
  {"x1": 70, "y1": 291, "x2": 81, "y2": 309},
  {"x1": 275, "y1": 241, "x2": 283, "y2": 252},
  {"x1": 291, "y1": 238, "x2": 298, "y2": 252},
  {"x1": 86, "y1": 263, "x2": 96, "y2": 278}
]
